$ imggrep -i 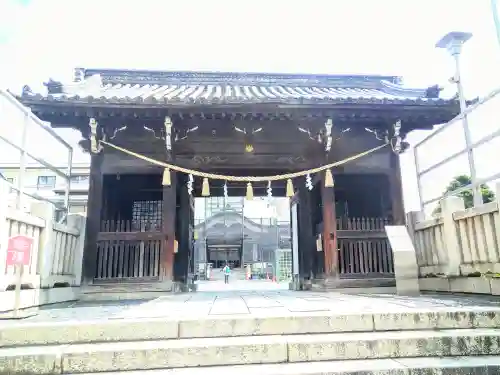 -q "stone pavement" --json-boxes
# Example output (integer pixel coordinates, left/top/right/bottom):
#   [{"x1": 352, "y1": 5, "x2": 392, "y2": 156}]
[
  {"x1": 2, "y1": 290, "x2": 500, "y2": 324},
  {"x1": 197, "y1": 279, "x2": 289, "y2": 292}
]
